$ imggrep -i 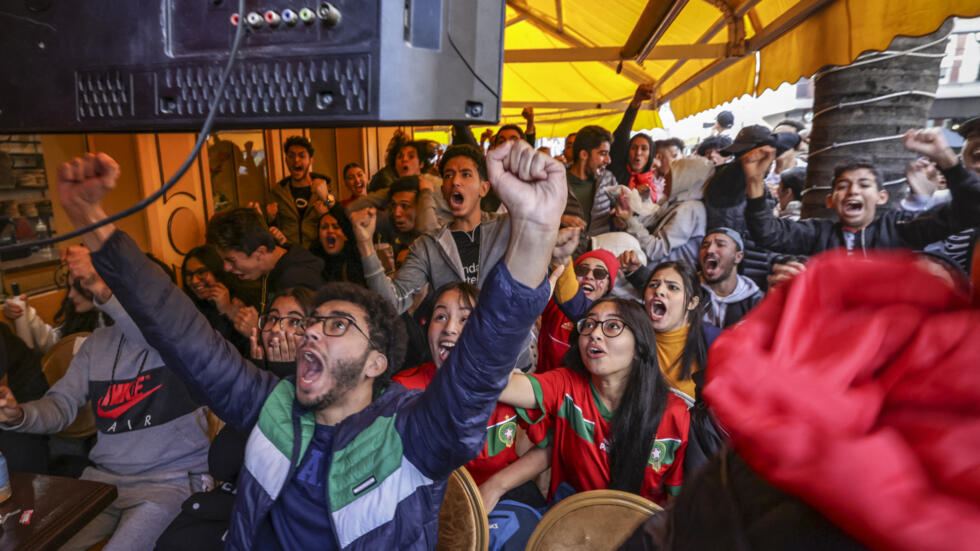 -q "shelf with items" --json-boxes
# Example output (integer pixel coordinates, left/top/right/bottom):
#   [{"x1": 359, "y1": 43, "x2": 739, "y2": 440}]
[{"x1": 1, "y1": 134, "x2": 56, "y2": 280}]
